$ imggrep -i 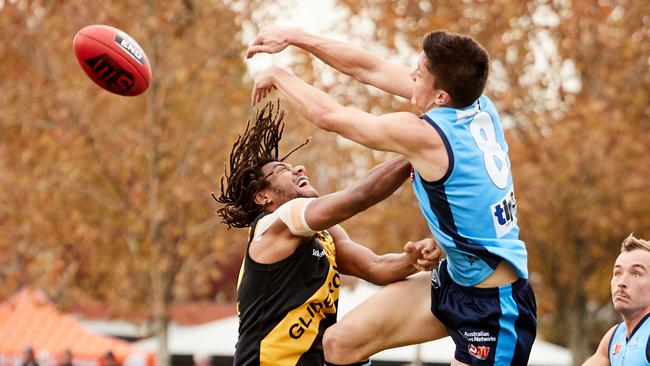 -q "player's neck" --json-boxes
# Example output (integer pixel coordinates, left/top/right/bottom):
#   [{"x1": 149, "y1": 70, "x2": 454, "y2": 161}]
[{"x1": 622, "y1": 308, "x2": 650, "y2": 337}]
